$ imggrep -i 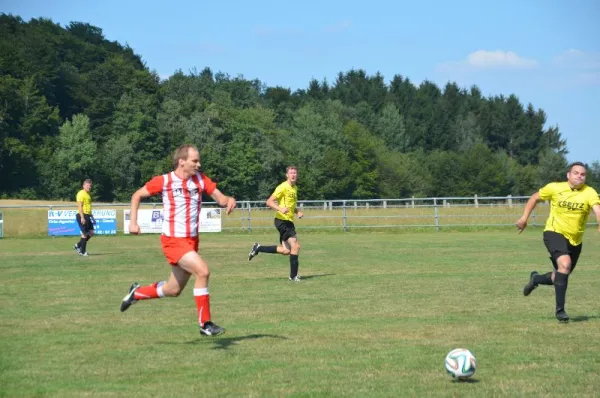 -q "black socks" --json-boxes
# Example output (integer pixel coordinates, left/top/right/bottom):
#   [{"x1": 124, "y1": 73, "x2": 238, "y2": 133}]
[
  {"x1": 78, "y1": 235, "x2": 91, "y2": 253},
  {"x1": 534, "y1": 272, "x2": 553, "y2": 286},
  {"x1": 290, "y1": 255, "x2": 299, "y2": 279},
  {"x1": 554, "y1": 271, "x2": 569, "y2": 313},
  {"x1": 259, "y1": 245, "x2": 277, "y2": 254}
]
